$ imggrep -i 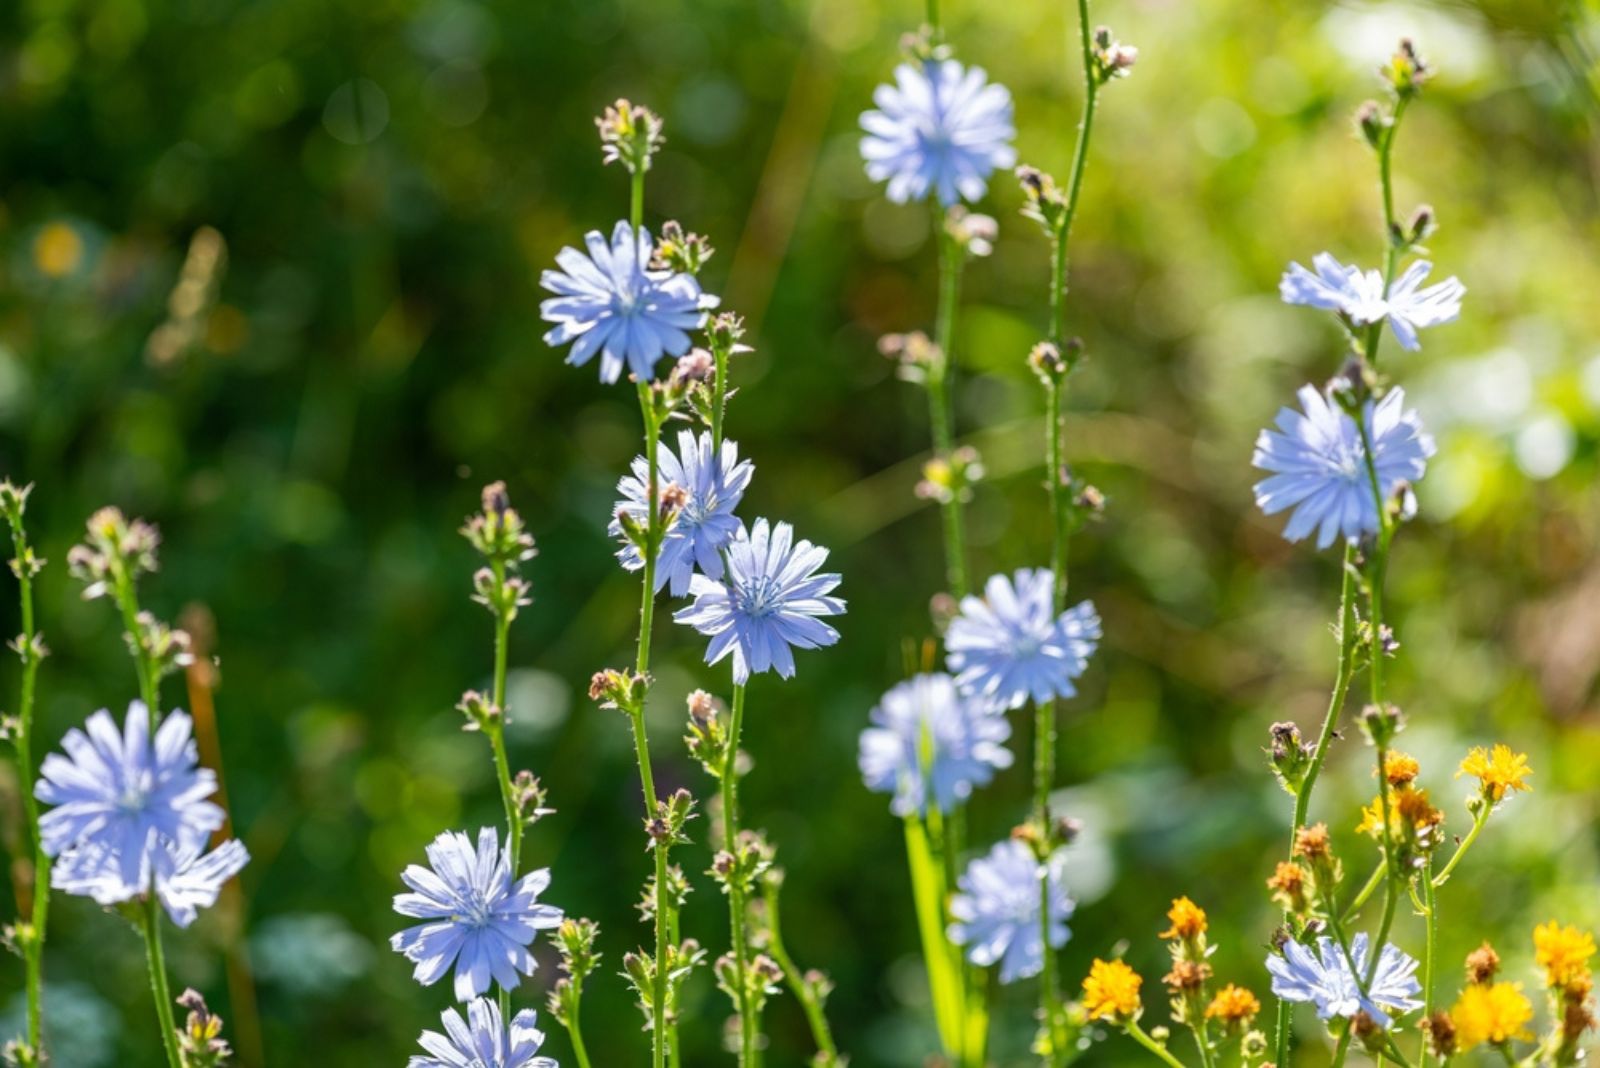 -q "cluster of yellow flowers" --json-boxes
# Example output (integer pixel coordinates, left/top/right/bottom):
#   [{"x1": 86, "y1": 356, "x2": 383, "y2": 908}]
[
  {"x1": 1425, "y1": 924, "x2": 1597, "y2": 1061},
  {"x1": 1077, "y1": 898, "x2": 1266, "y2": 1065}
]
